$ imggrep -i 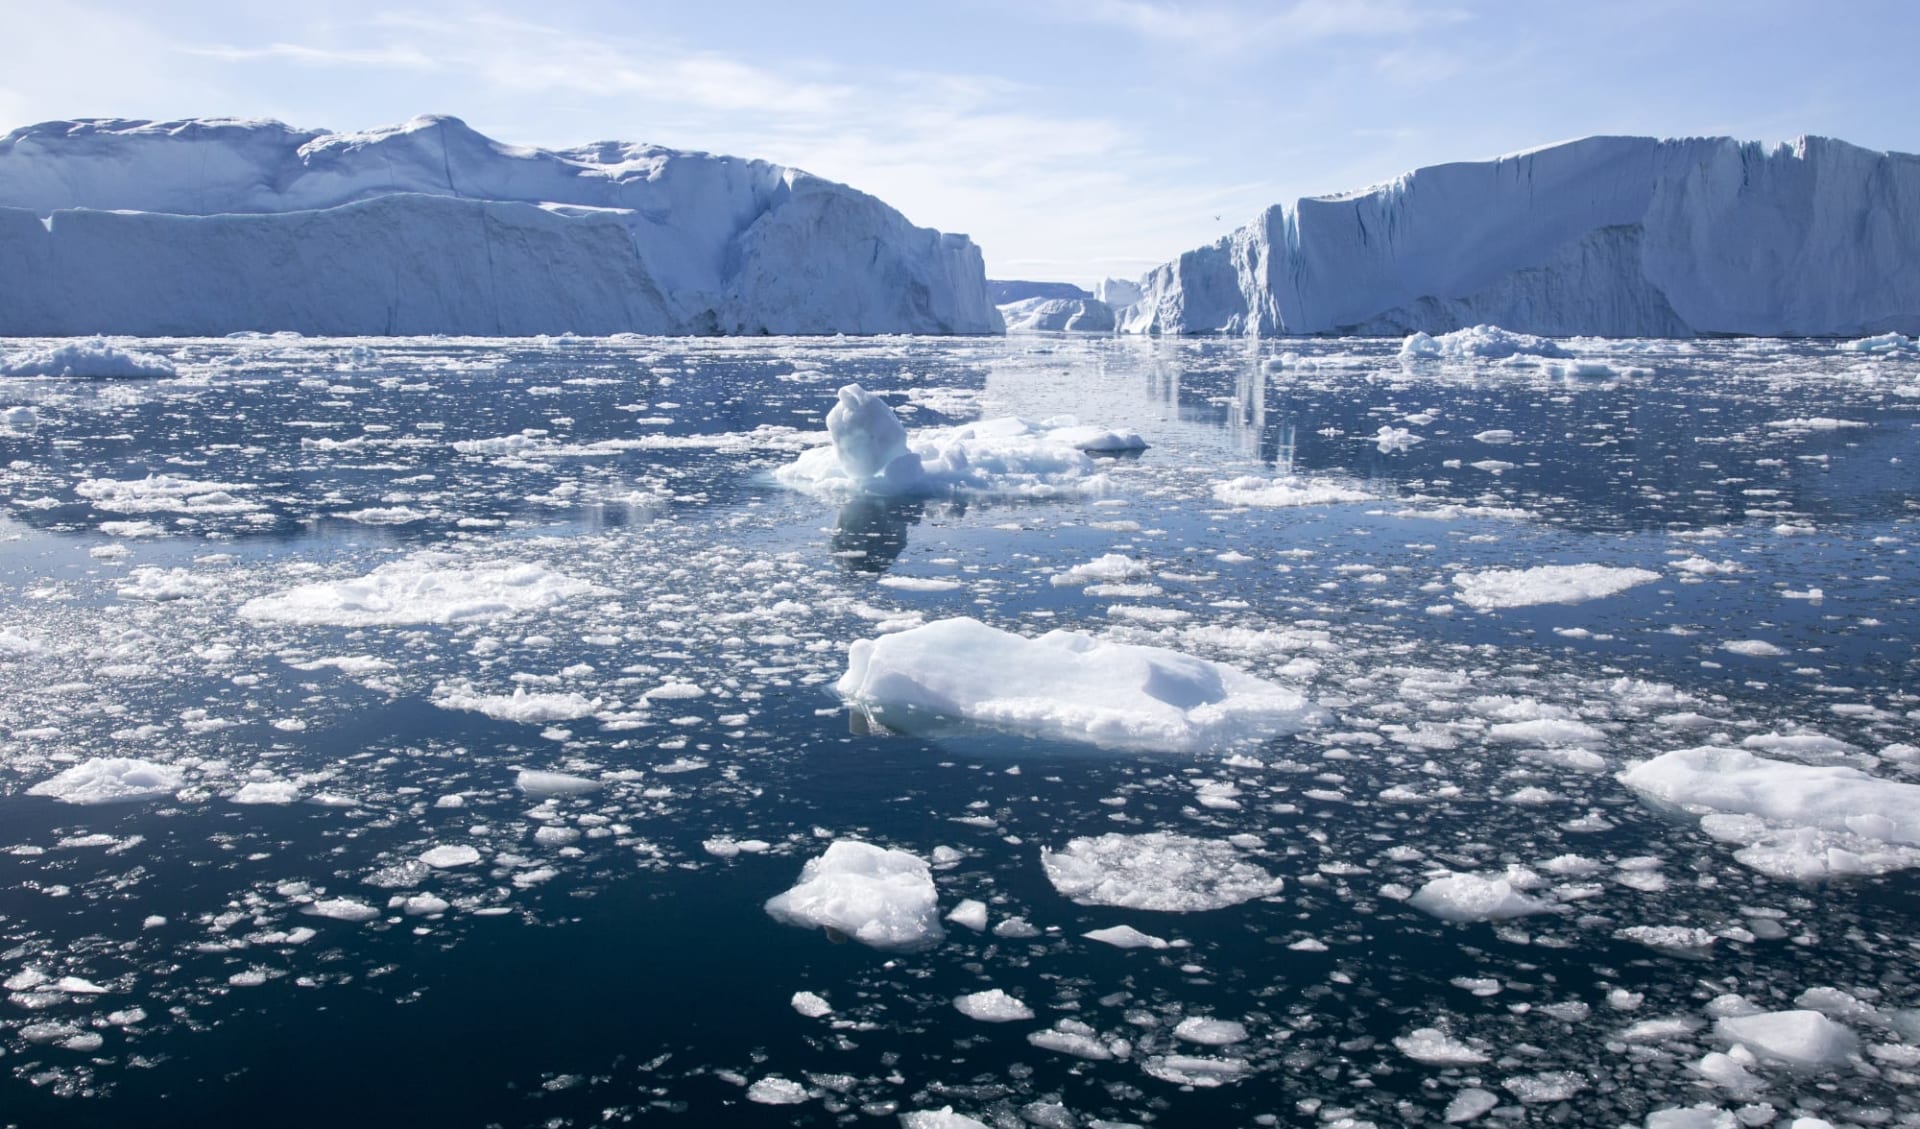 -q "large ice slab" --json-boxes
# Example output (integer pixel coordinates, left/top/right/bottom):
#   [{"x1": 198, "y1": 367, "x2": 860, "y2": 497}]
[
  {"x1": 836, "y1": 616, "x2": 1324, "y2": 752},
  {"x1": 998, "y1": 296, "x2": 1117, "y2": 333},
  {"x1": 240, "y1": 554, "x2": 606, "y2": 627},
  {"x1": 1, "y1": 337, "x2": 176, "y2": 377},
  {"x1": 28, "y1": 757, "x2": 184, "y2": 804},
  {"x1": 1453, "y1": 563, "x2": 1660, "y2": 610},
  {"x1": 1619, "y1": 746, "x2": 1920, "y2": 878},
  {"x1": 763, "y1": 839, "x2": 945, "y2": 951},
  {"x1": 775, "y1": 384, "x2": 1142, "y2": 500},
  {"x1": 1122, "y1": 135, "x2": 1920, "y2": 337},
  {"x1": 0, "y1": 115, "x2": 1000, "y2": 336}
]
